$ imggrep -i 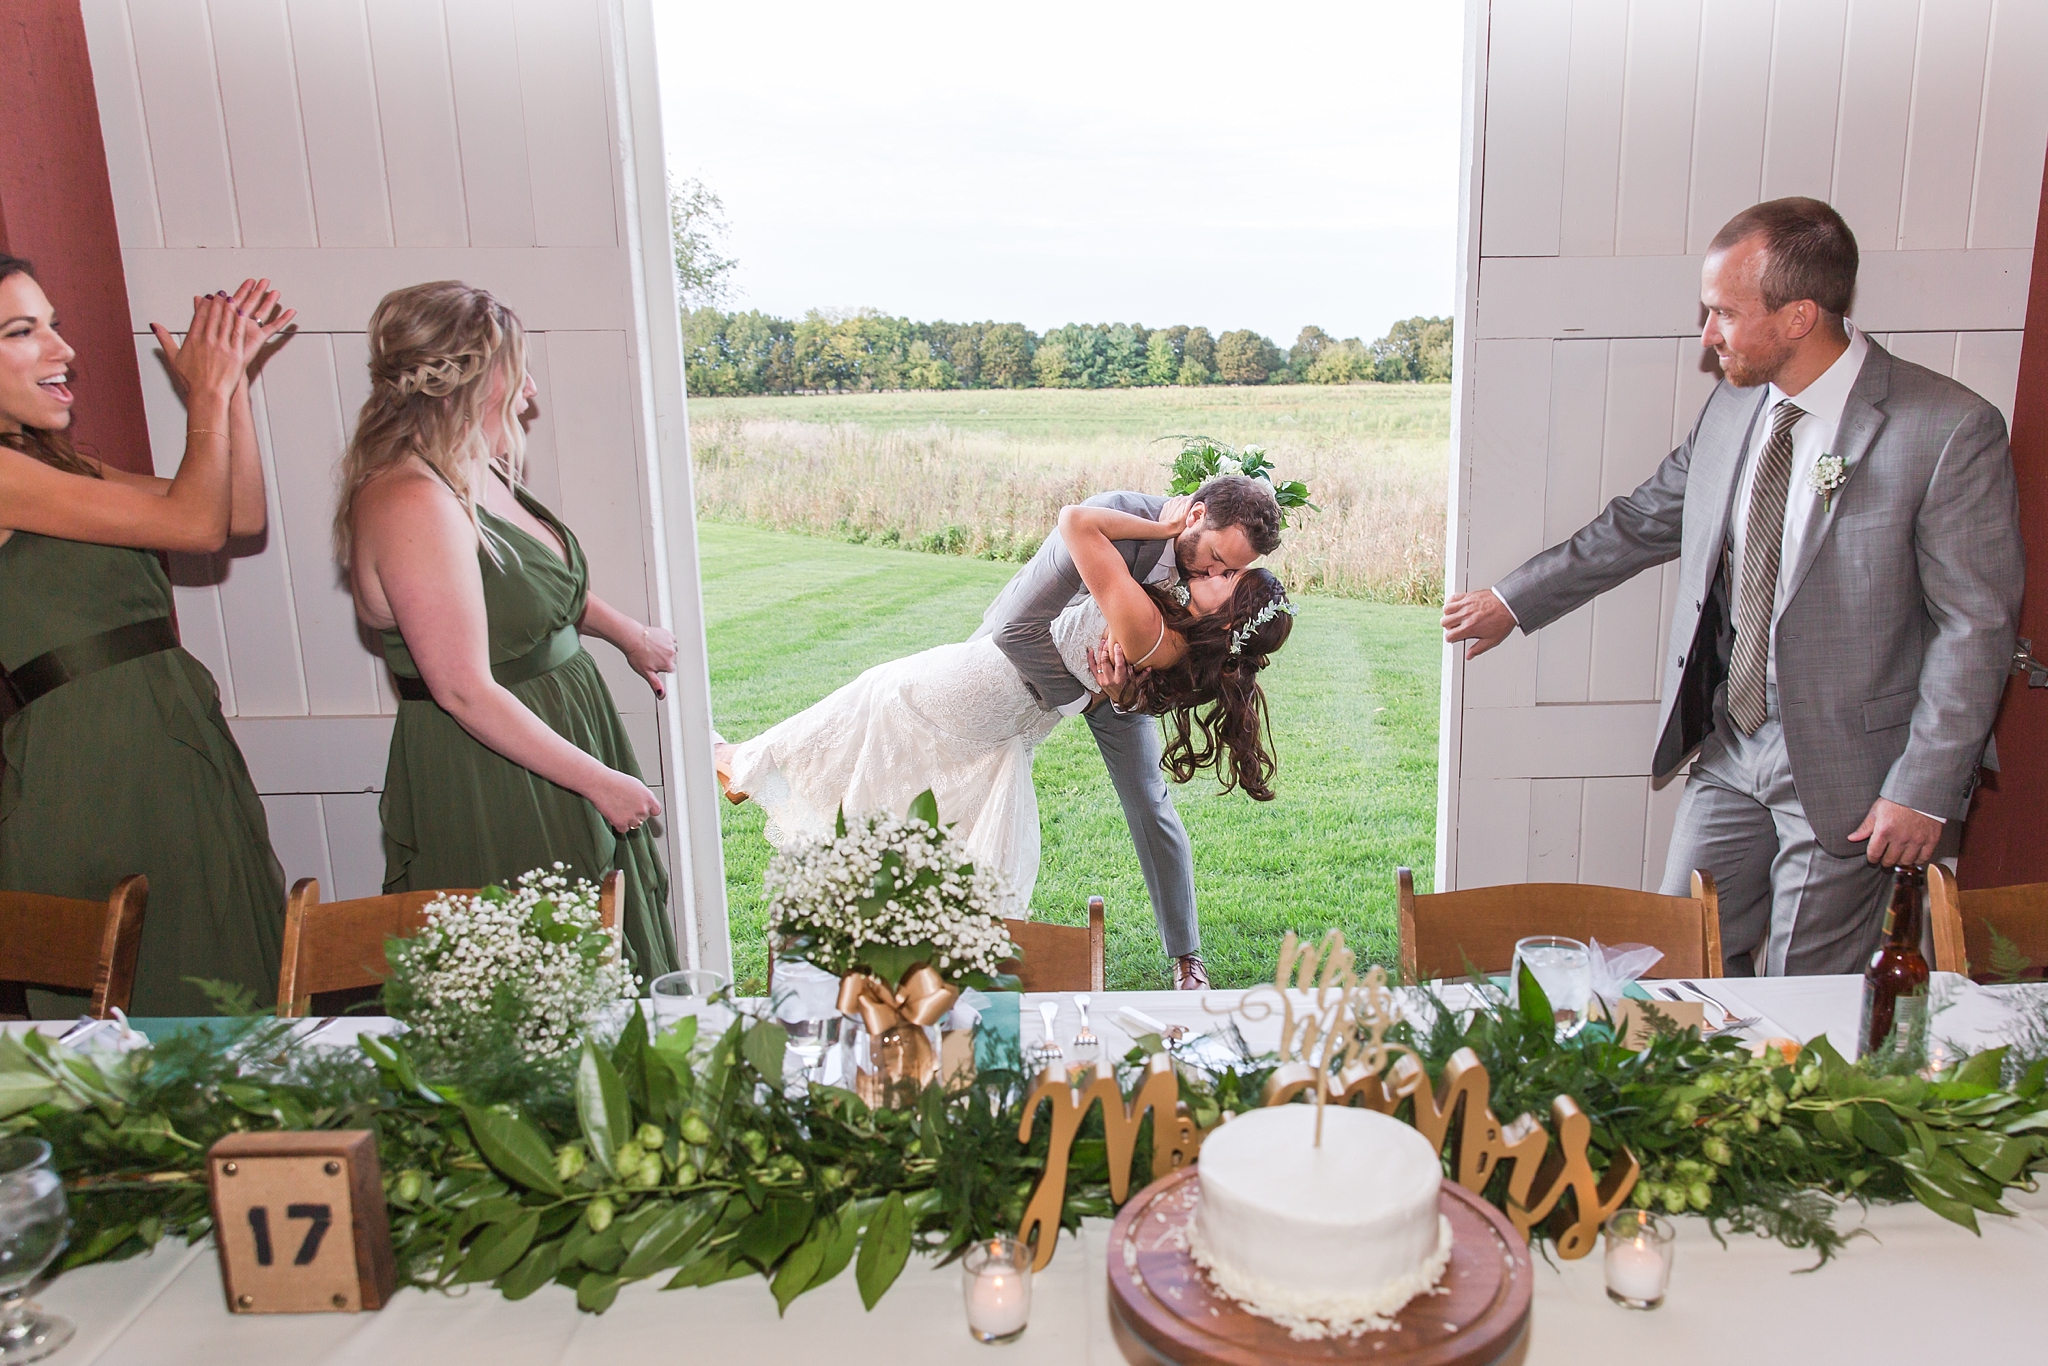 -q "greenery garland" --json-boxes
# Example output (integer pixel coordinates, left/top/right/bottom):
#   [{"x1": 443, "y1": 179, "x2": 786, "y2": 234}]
[{"x1": 5, "y1": 978, "x2": 2047, "y2": 1316}]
